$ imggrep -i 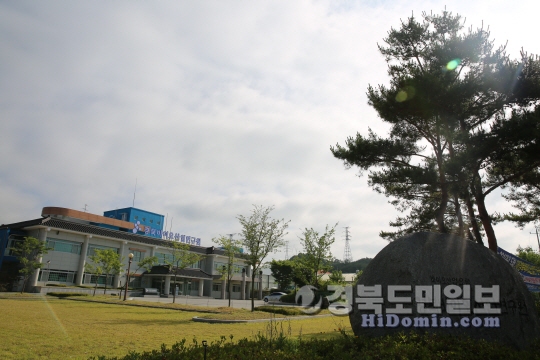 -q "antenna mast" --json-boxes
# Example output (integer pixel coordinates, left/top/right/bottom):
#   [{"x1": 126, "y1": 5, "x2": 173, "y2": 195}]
[
  {"x1": 132, "y1": 178, "x2": 137, "y2": 207},
  {"x1": 343, "y1": 227, "x2": 352, "y2": 263},
  {"x1": 530, "y1": 227, "x2": 540, "y2": 252}
]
